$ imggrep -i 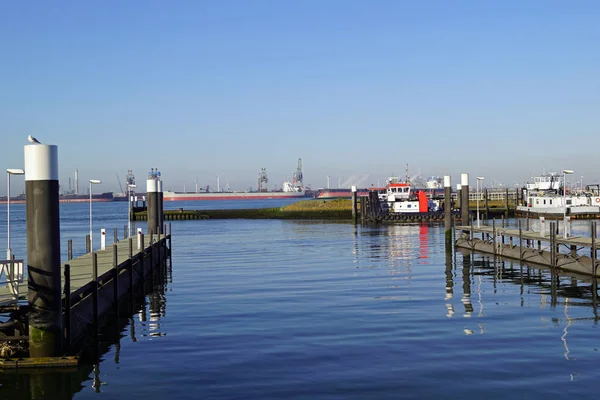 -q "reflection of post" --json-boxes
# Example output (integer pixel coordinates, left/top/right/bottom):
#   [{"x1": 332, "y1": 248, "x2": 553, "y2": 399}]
[
  {"x1": 461, "y1": 254, "x2": 473, "y2": 317},
  {"x1": 445, "y1": 251, "x2": 455, "y2": 317}
]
